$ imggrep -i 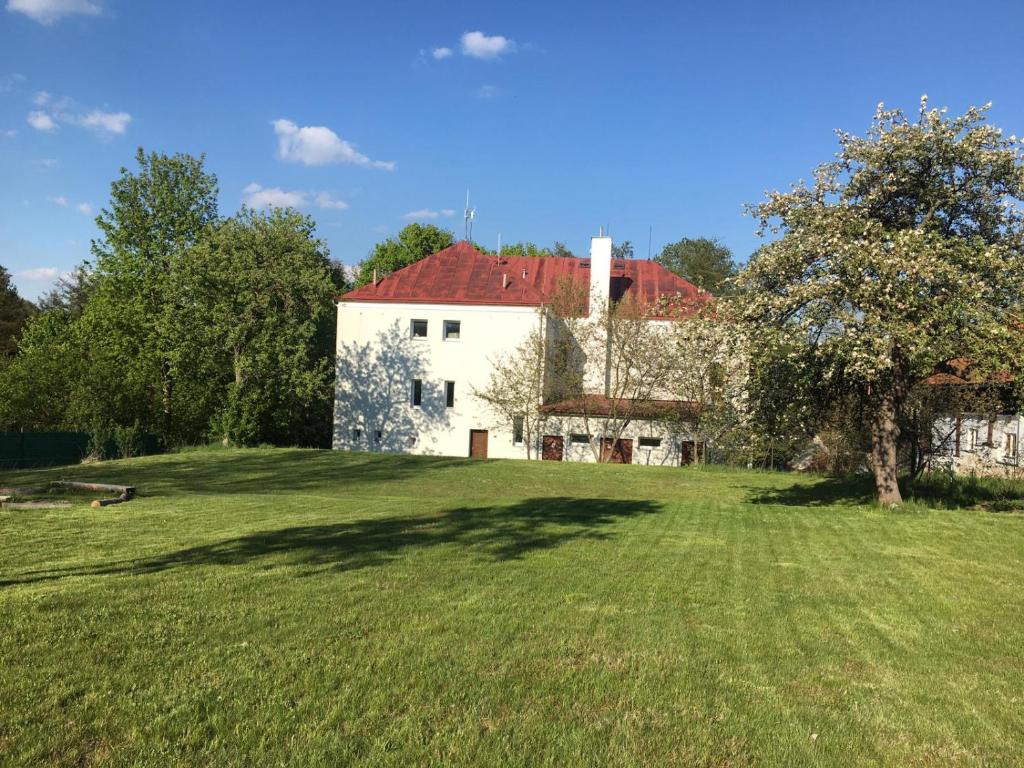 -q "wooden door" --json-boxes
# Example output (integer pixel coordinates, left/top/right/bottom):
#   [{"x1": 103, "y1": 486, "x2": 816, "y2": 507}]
[
  {"x1": 542, "y1": 435, "x2": 564, "y2": 461},
  {"x1": 600, "y1": 438, "x2": 633, "y2": 464},
  {"x1": 681, "y1": 441, "x2": 704, "y2": 465},
  {"x1": 469, "y1": 429, "x2": 488, "y2": 459}
]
